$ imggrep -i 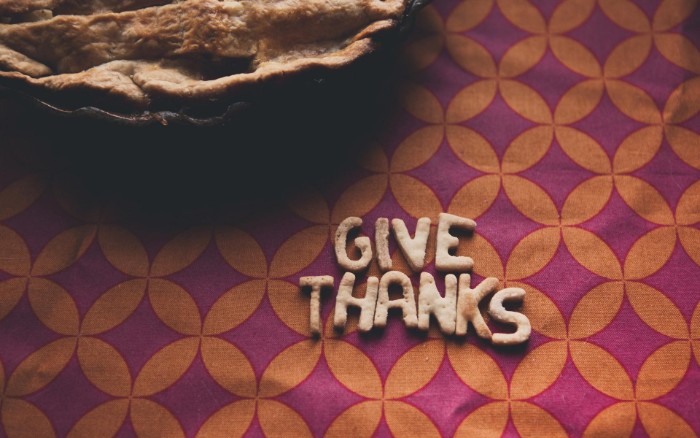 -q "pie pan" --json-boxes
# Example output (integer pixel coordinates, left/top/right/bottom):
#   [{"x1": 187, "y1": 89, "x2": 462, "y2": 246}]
[{"x1": 0, "y1": 0, "x2": 431, "y2": 126}]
